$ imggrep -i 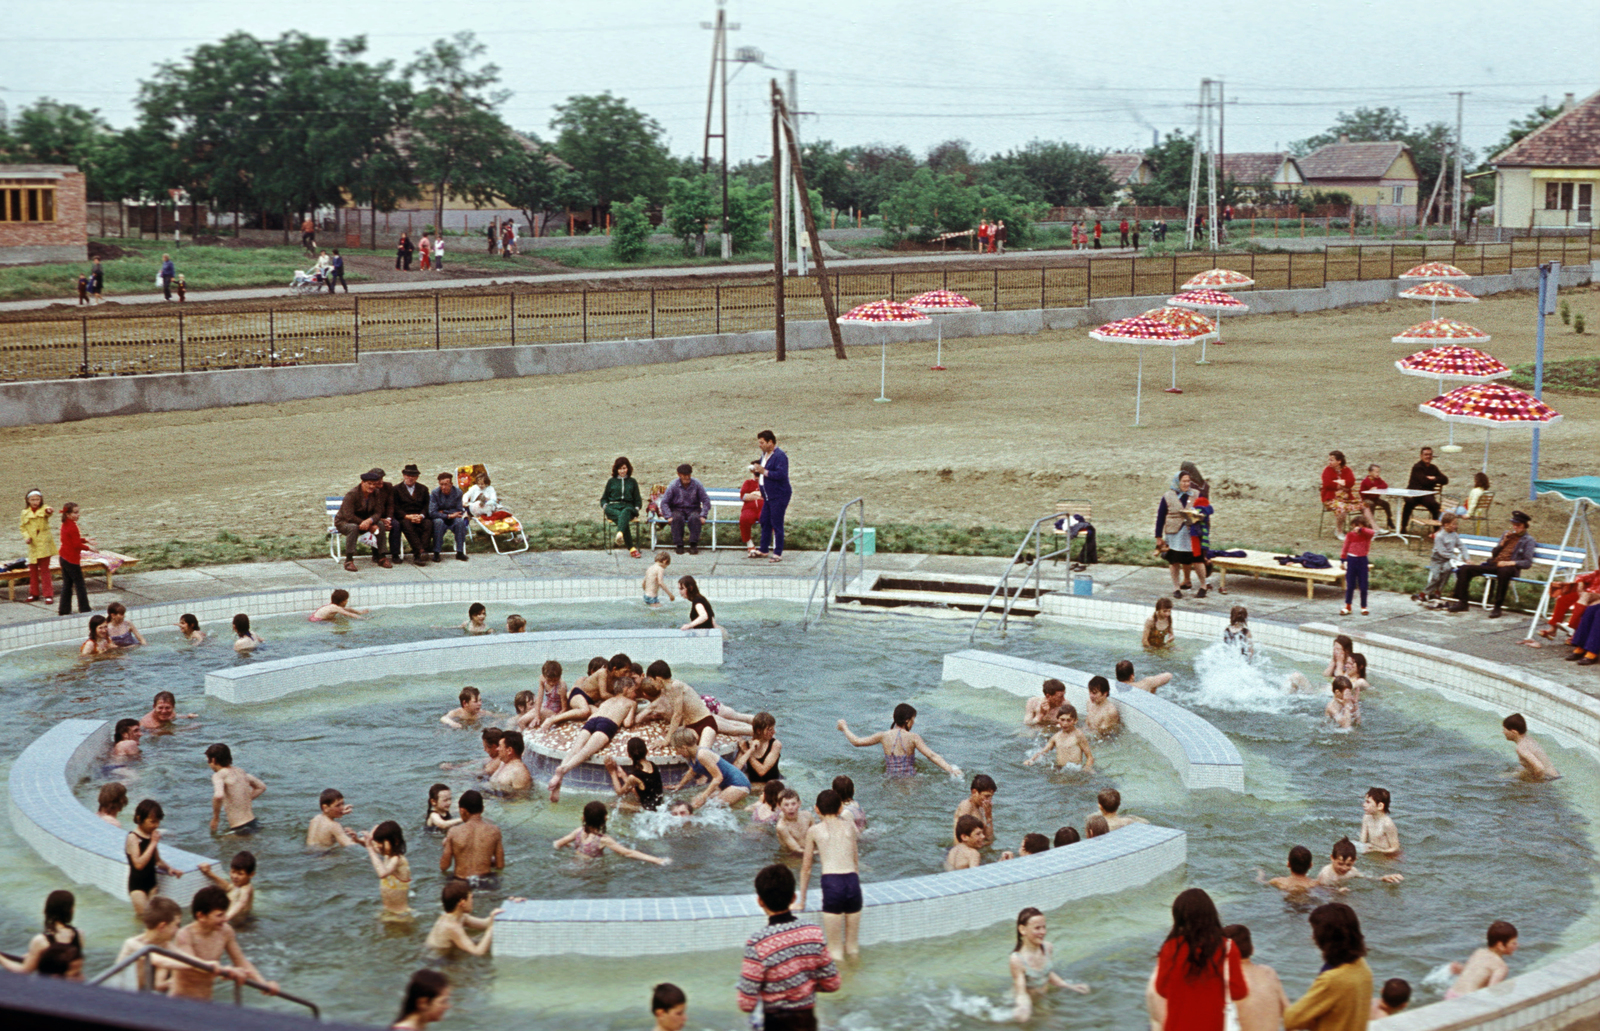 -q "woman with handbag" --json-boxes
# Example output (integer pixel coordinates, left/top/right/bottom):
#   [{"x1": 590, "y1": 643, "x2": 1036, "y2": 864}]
[{"x1": 1150, "y1": 888, "x2": 1248, "y2": 1031}]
